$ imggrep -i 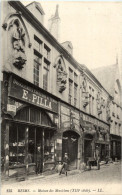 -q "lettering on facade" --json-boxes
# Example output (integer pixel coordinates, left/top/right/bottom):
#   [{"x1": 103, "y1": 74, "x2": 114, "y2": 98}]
[
  {"x1": 54, "y1": 55, "x2": 67, "y2": 93},
  {"x1": 8, "y1": 78, "x2": 58, "y2": 113},
  {"x1": 83, "y1": 114, "x2": 109, "y2": 130}
]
